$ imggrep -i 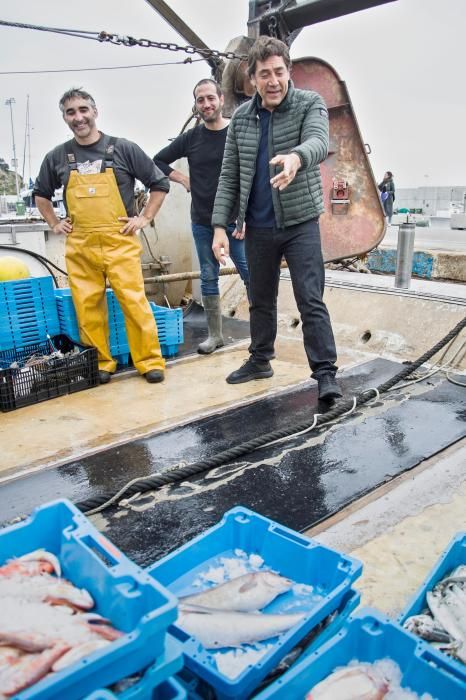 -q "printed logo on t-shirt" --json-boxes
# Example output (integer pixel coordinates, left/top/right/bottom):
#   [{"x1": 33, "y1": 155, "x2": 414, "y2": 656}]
[{"x1": 77, "y1": 159, "x2": 102, "y2": 175}]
